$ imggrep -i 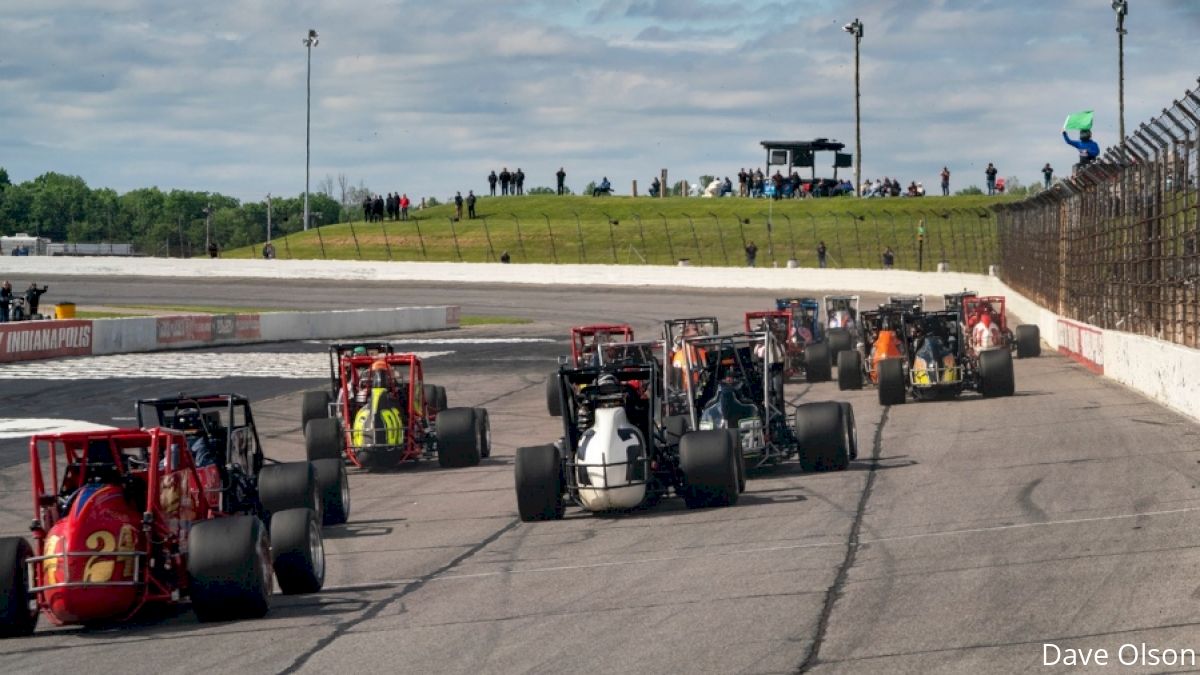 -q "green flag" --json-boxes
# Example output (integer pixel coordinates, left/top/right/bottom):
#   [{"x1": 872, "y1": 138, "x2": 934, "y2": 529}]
[{"x1": 1063, "y1": 110, "x2": 1094, "y2": 131}]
